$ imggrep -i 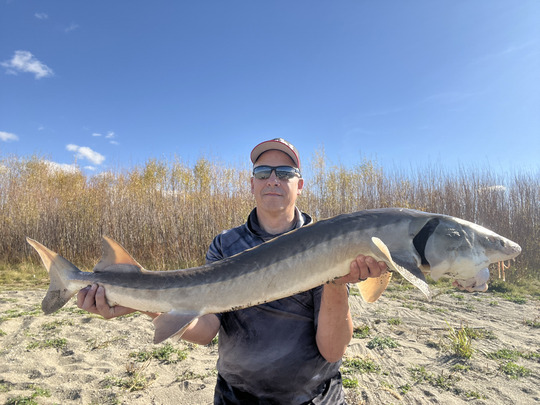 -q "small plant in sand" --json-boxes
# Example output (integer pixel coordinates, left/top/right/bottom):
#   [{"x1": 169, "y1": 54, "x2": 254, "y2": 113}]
[
  {"x1": 408, "y1": 365, "x2": 460, "y2": 391},
  {"x1": 398, "y1": 383, "x2": 411, "y2": 395},
  {"x1": 0, "y1": 306, "x2": 41, "y2": 322},
  {"x1": 465, "y1": 390, "x2": 487, "y2": 400},
  {"x1": 5, "y1": 385, "x2": 51, "y2": 405},
  {"x1": 26, "y1": 337, "x2": 68, "y2": 351},
  {"x1": 177, "y1": 369, "x2": 217, "y2": 382},
  {"x1": 105, "y1": 361, "x2": 155, "y2": 392},
  {"x1": 87, "y1": 336, "x2": 125, "y2": 350},
  {"x1": 352, "y1": 324, "x2": 370, "y2": 339},
  {"x1": 487, "y1": 348, "x2": 539, "y2": 362},
  {"x1": 445, "y1": 323, "x2": 475, "y2": 359},
  {"x1": 367, "y1": 336, "x2": 400, "y2": 350},
  {"x1": 129, "y1": 343, "x2": 188, "y2": 364},
  {"x1": 41, "y1": 319, "x2": 73, "y2": 331},
  {"x1": 499, "y1": 362, "x2": 532, "y2": 379},
  {"x1": 342, "y1": 357, "x2": 381, "y2": 374},
  {"x1": 387, "y1": 317, "x2": 402, "y2": 326},
  {"x1": 342, "y1": 378, "x2": 359, "y2": 388},
  {"x1": 523, "y1": 318, "x2": 540, "y2": 328}
]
